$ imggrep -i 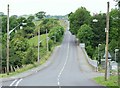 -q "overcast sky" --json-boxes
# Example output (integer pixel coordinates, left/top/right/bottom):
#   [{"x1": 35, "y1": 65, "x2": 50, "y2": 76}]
[{"x1": 0, "y1": 0, "x2": 117, "y2": 16}]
